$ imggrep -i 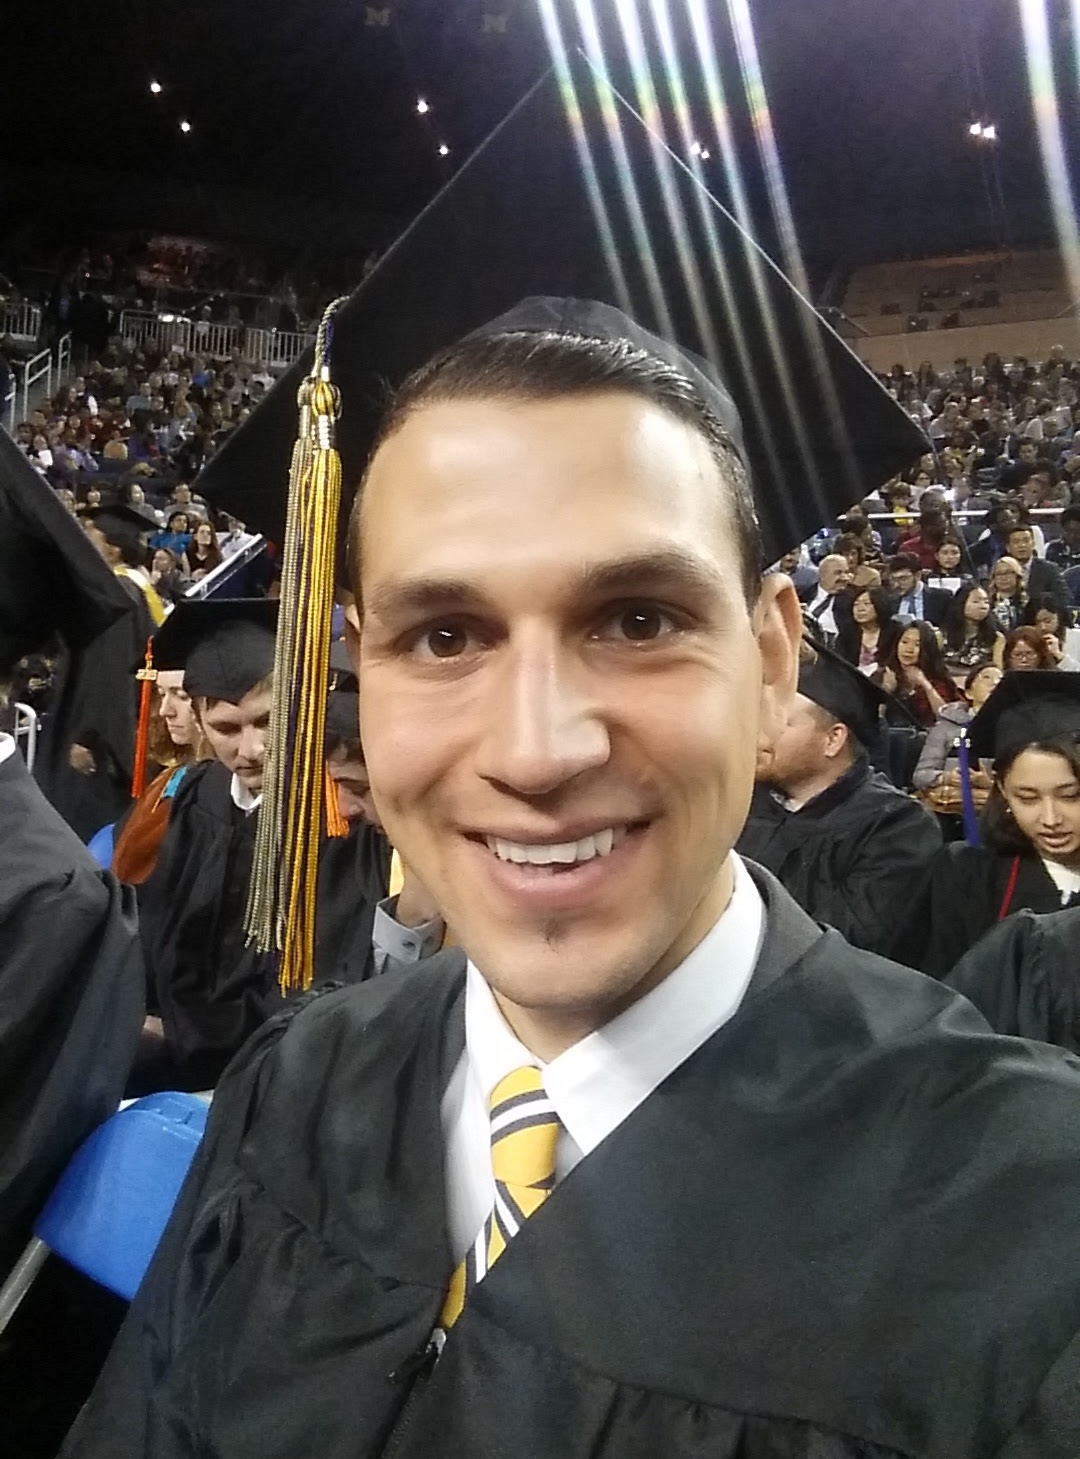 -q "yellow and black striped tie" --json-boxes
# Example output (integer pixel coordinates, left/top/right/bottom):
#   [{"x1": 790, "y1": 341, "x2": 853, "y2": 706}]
[{"x1": 440, "y1": 1065, "x2": 560, "y2": 1329}]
